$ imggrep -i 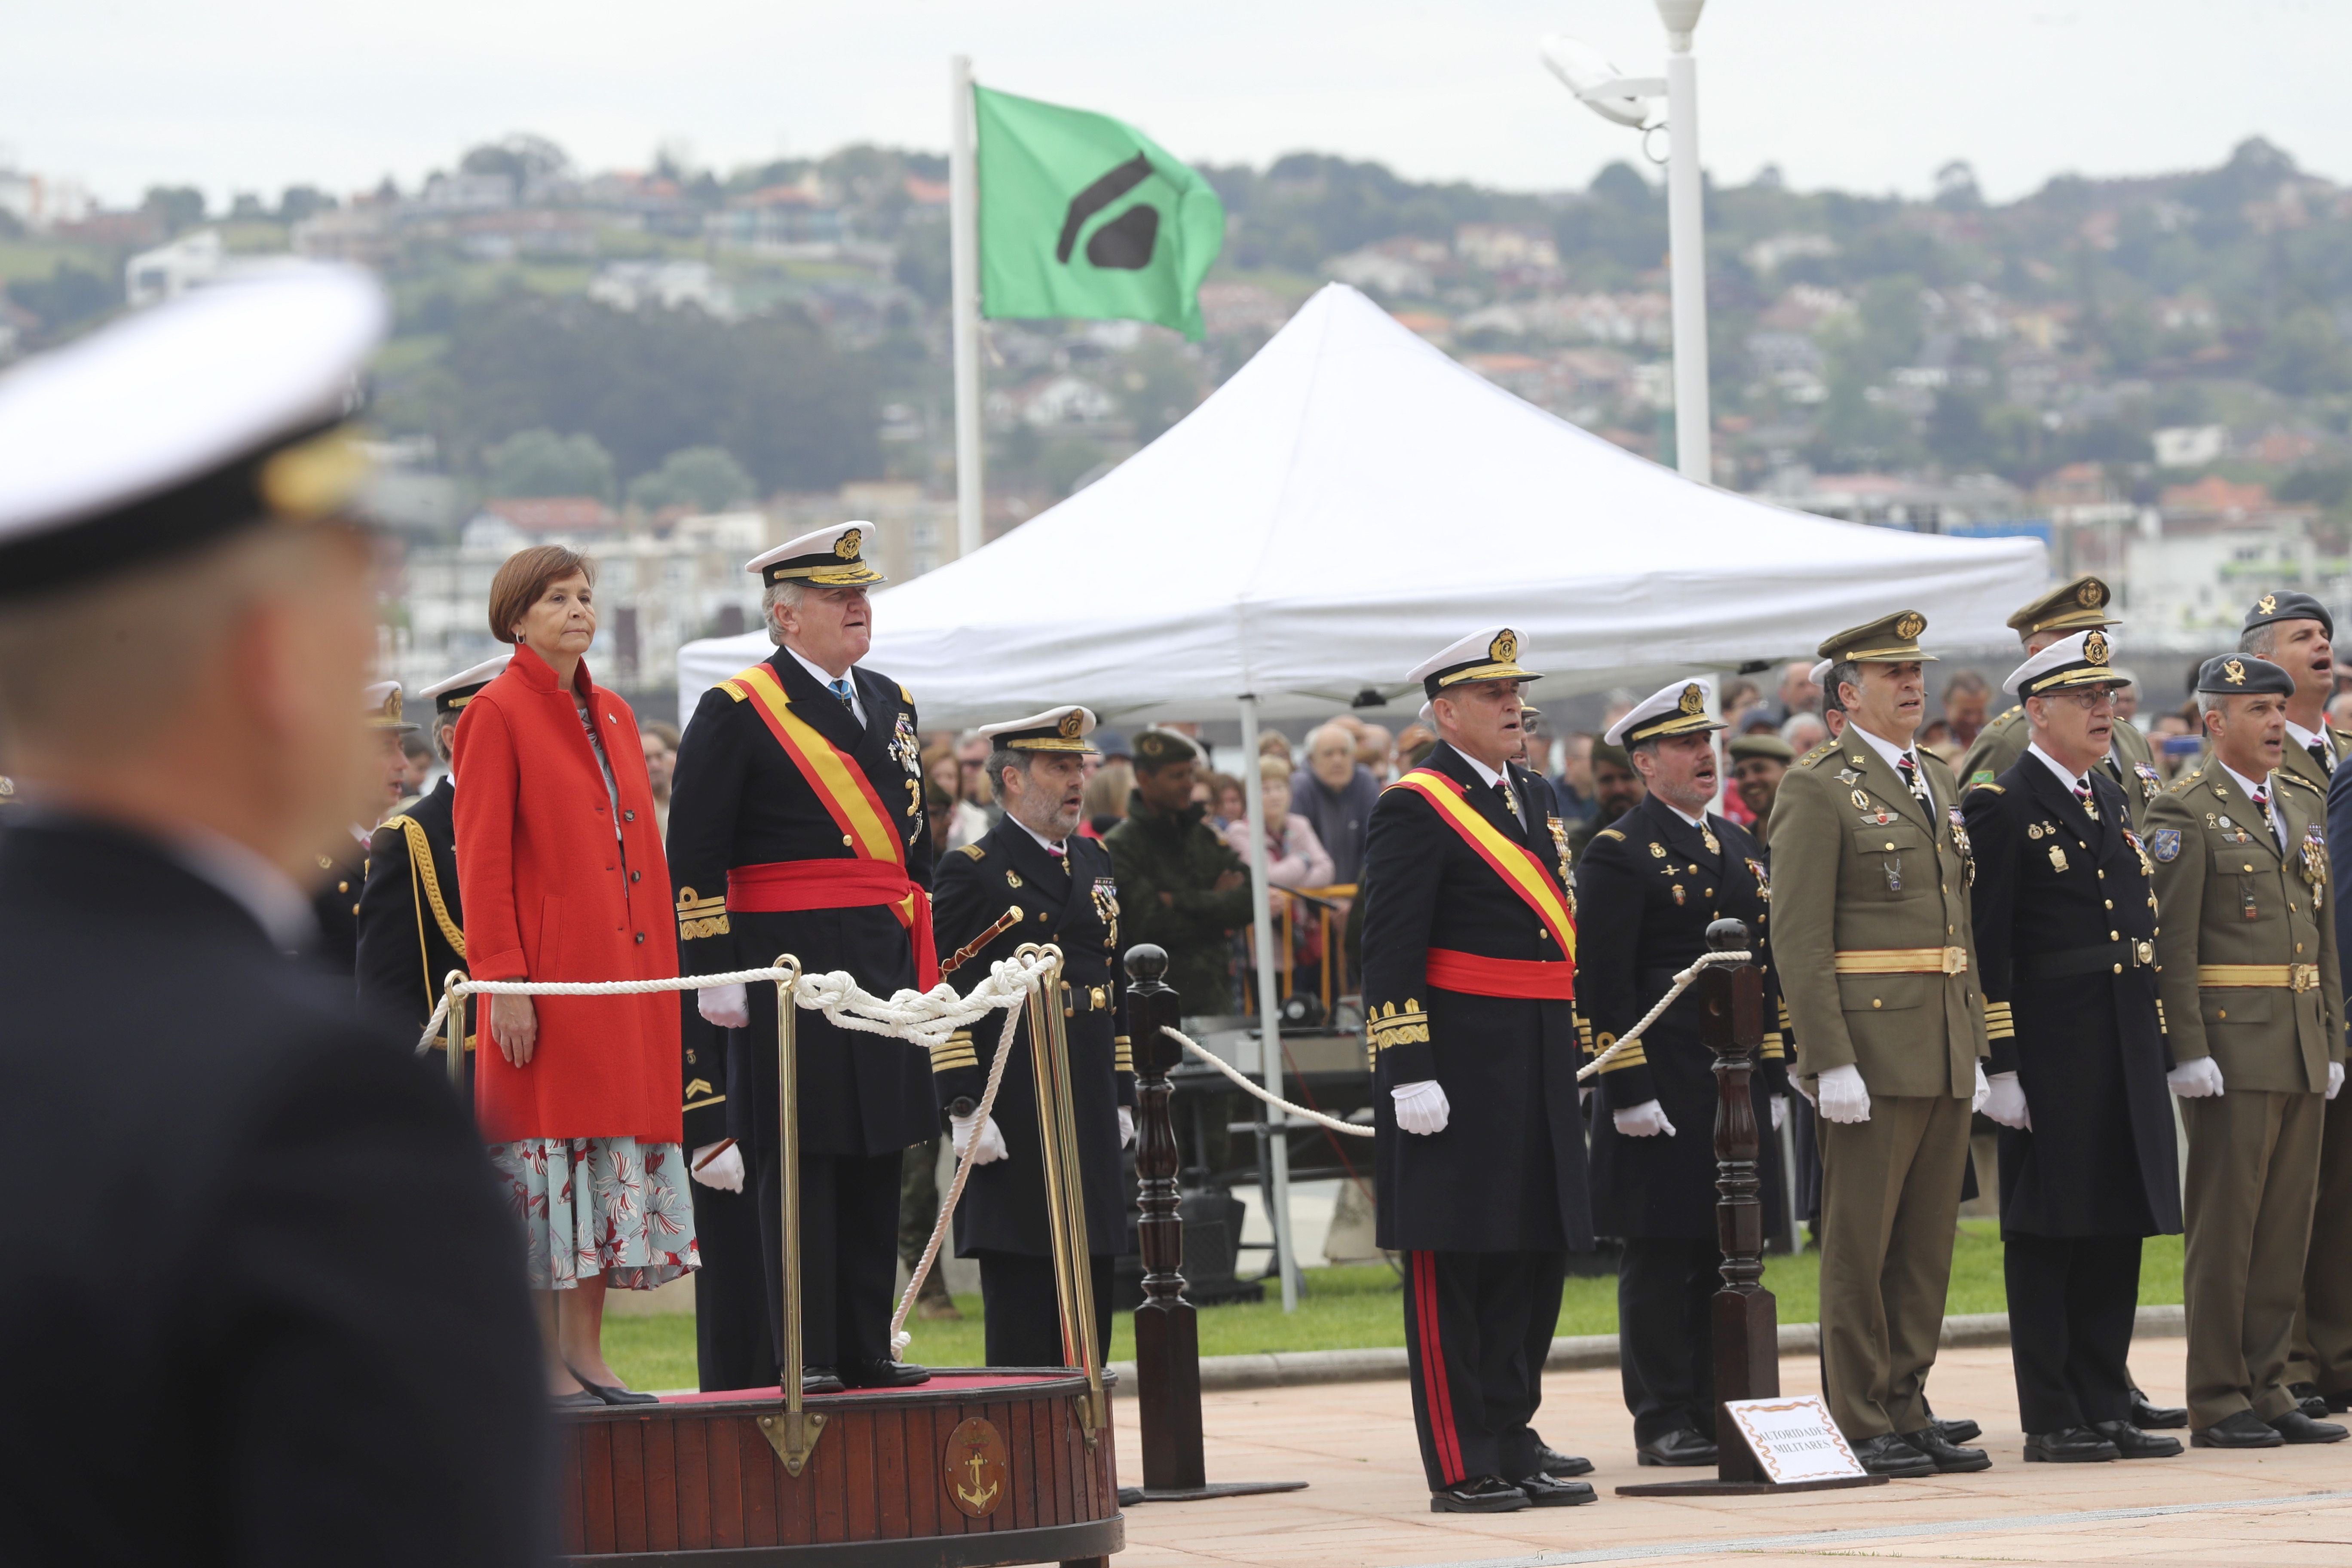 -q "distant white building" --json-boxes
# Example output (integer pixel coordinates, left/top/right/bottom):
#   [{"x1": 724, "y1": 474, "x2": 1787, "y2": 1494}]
[
  {"x1": 986, "y1": 374, "x2": 1117, "y2": 429},
  {"x1": 2153, "y1": 424, "x2": 2230, "y2": 469},
  {"x1": 1326, "y1": 247, "x2": 1433, "y2": 298},
  {"x1": 1454, "y1": 224, "x2": 1559, "y2": 272},
  {"x1": 125, "y1": 230, "x2": 223, "y2": 306},
  {"x1": 588, "y1": 260, "x2": 735, "y2": 317}
]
